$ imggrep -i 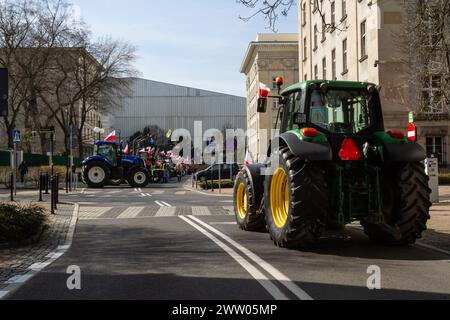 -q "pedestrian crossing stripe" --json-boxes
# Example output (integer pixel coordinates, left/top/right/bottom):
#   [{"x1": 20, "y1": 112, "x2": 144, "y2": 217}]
[
  {"x1": 78, "y1": 206, "x2": 235, "y2": 220},
  {"x1": 117, "y1": 207, "x2": 145, "y2": 219}
]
